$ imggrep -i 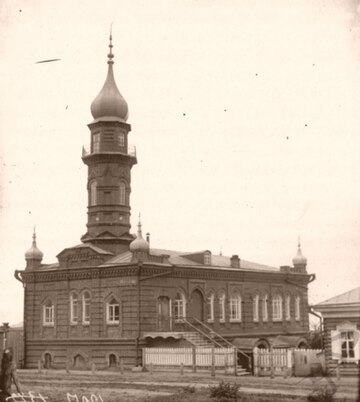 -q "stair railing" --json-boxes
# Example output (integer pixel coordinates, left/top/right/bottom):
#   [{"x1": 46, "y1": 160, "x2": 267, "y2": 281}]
[
  {"x1": 185, "y1": 316, "x2": 251, "y2": 367},
  {"x1": 182, "y1": 318, "x2": 223, "y2": 348}
]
